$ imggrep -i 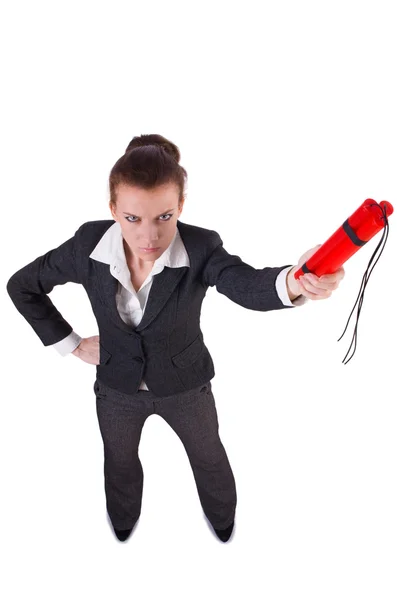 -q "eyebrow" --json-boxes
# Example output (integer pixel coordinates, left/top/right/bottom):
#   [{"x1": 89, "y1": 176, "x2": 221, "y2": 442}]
[{"x1": 122, "y1": 208, "x2": 175, "y2": 218}]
